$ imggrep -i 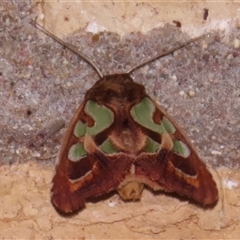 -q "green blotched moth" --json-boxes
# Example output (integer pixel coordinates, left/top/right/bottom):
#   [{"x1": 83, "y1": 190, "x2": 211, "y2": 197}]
[{"x1": 34, "y1": 23, "x2": 218, "y2": 213}]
